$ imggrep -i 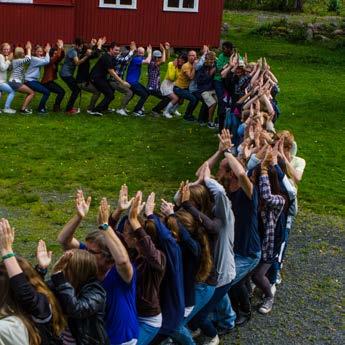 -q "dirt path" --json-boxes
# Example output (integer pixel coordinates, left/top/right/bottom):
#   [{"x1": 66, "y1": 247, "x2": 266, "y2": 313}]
[{"x1": 215, "y1": 211, "x2": 345, "y2": 344}]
